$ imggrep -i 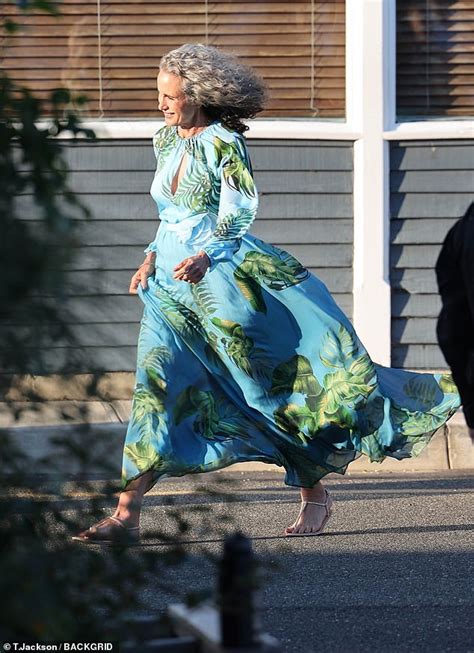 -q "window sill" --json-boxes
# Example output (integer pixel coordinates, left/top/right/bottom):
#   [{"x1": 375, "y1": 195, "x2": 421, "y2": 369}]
[
  {"x1": 39, "y1": 118, "x2": 473, "y2": 141},
  {"x1": 384, "y1": 121, "x2": 474, "y2": 141}
]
